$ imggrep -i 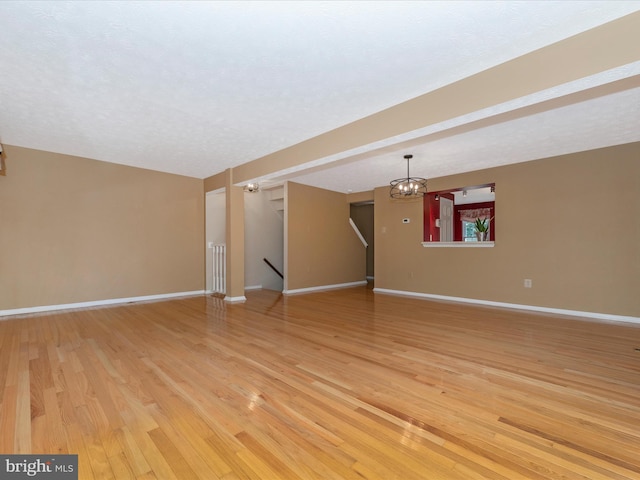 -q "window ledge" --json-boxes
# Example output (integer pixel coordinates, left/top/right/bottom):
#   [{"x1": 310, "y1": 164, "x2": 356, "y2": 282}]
[{"x1": 422, "y1": 241, "x2": 494, "y2": 248}]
